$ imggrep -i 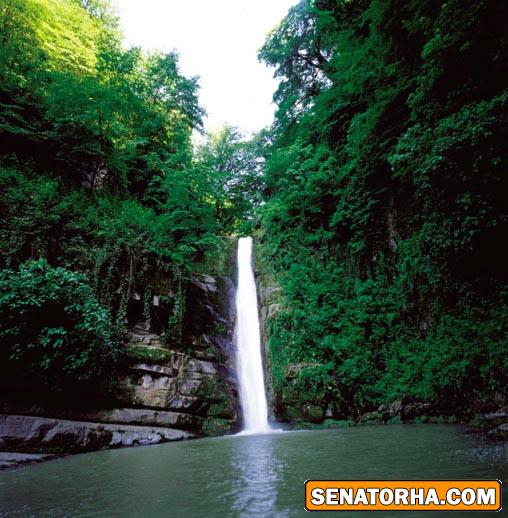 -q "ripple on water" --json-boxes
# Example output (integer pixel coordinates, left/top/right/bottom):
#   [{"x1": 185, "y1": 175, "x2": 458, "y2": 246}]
[{"x1": 0, "y1": 425, "x2": 506, "y2": 518}]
